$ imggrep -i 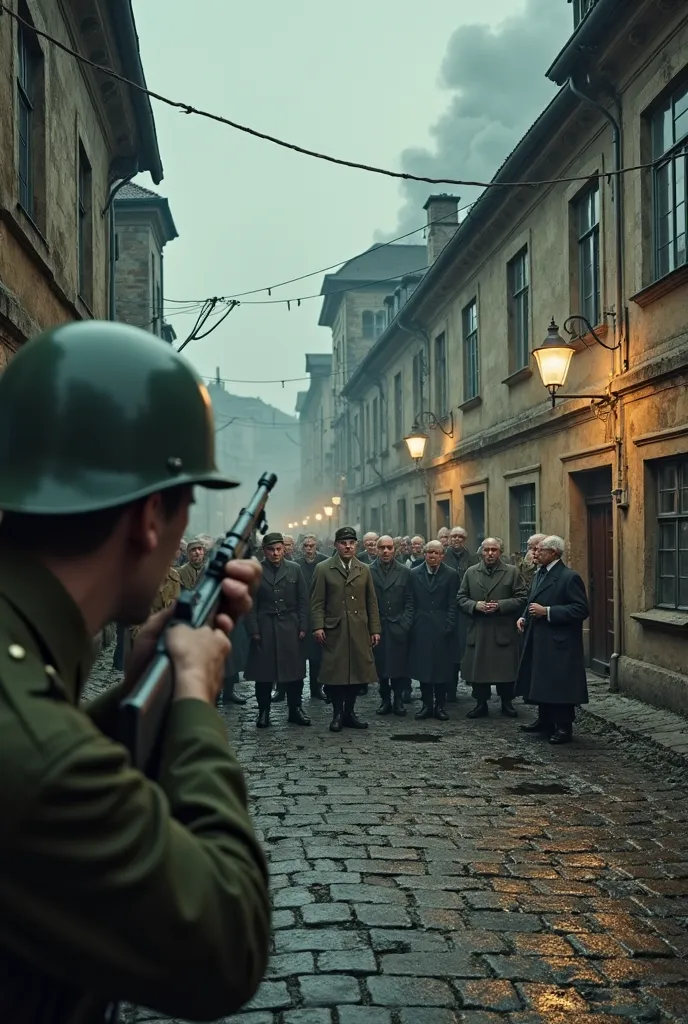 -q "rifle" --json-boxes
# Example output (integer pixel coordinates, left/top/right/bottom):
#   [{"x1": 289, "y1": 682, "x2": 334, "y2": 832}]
[{"x1": 119, "y1": 471, "x2": 278, "y2": 771}]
